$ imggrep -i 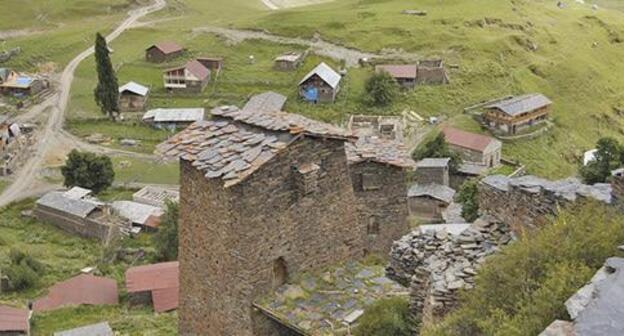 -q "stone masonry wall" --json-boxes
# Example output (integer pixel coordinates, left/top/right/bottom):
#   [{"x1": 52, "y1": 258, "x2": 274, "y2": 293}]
[
  {"x1": 350, "y1": 161, "x2": 410, "y2": 255},
  {"x1": 34, "y1": 206, "x2": 112, "y2": 241},
  {"x1": 479, "y1": 175, "x2": 612, "y2": 232},
  {"x1": 179, "y1": 136, "x2": 363, "y2": 336}
]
